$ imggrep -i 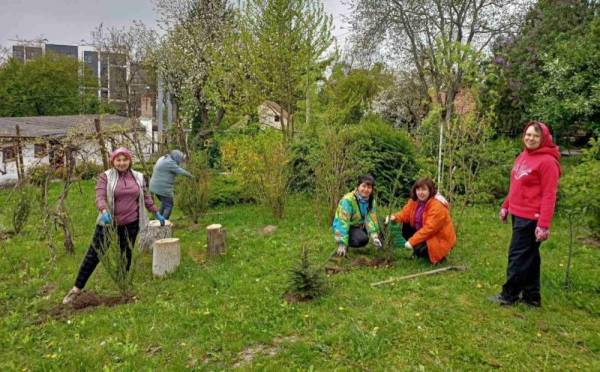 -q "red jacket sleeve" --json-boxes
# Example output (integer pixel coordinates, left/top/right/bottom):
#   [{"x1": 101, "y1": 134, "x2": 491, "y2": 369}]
[
  {"x1": 537, "y1": 159, "x2": 560, "y2": 228},
  {"x1": 393, "y1": 201, "x2": 413, "y2": 224}
]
